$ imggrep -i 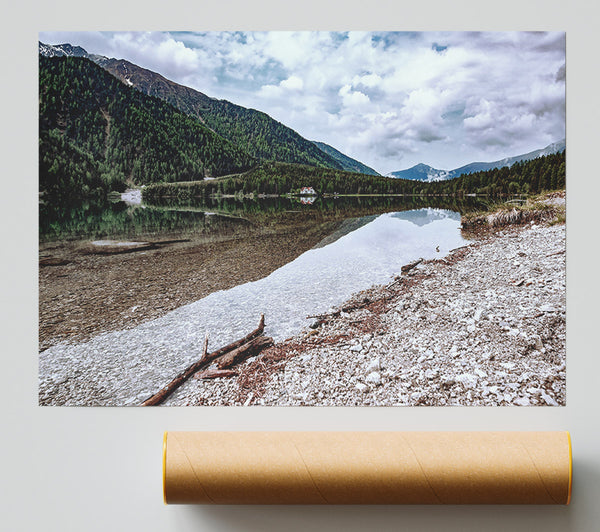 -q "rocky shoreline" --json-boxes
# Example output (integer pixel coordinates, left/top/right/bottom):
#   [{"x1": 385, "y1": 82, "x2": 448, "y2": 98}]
[{"x1": 167, "y1": 219, "x2": 566, "y2": 407}]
